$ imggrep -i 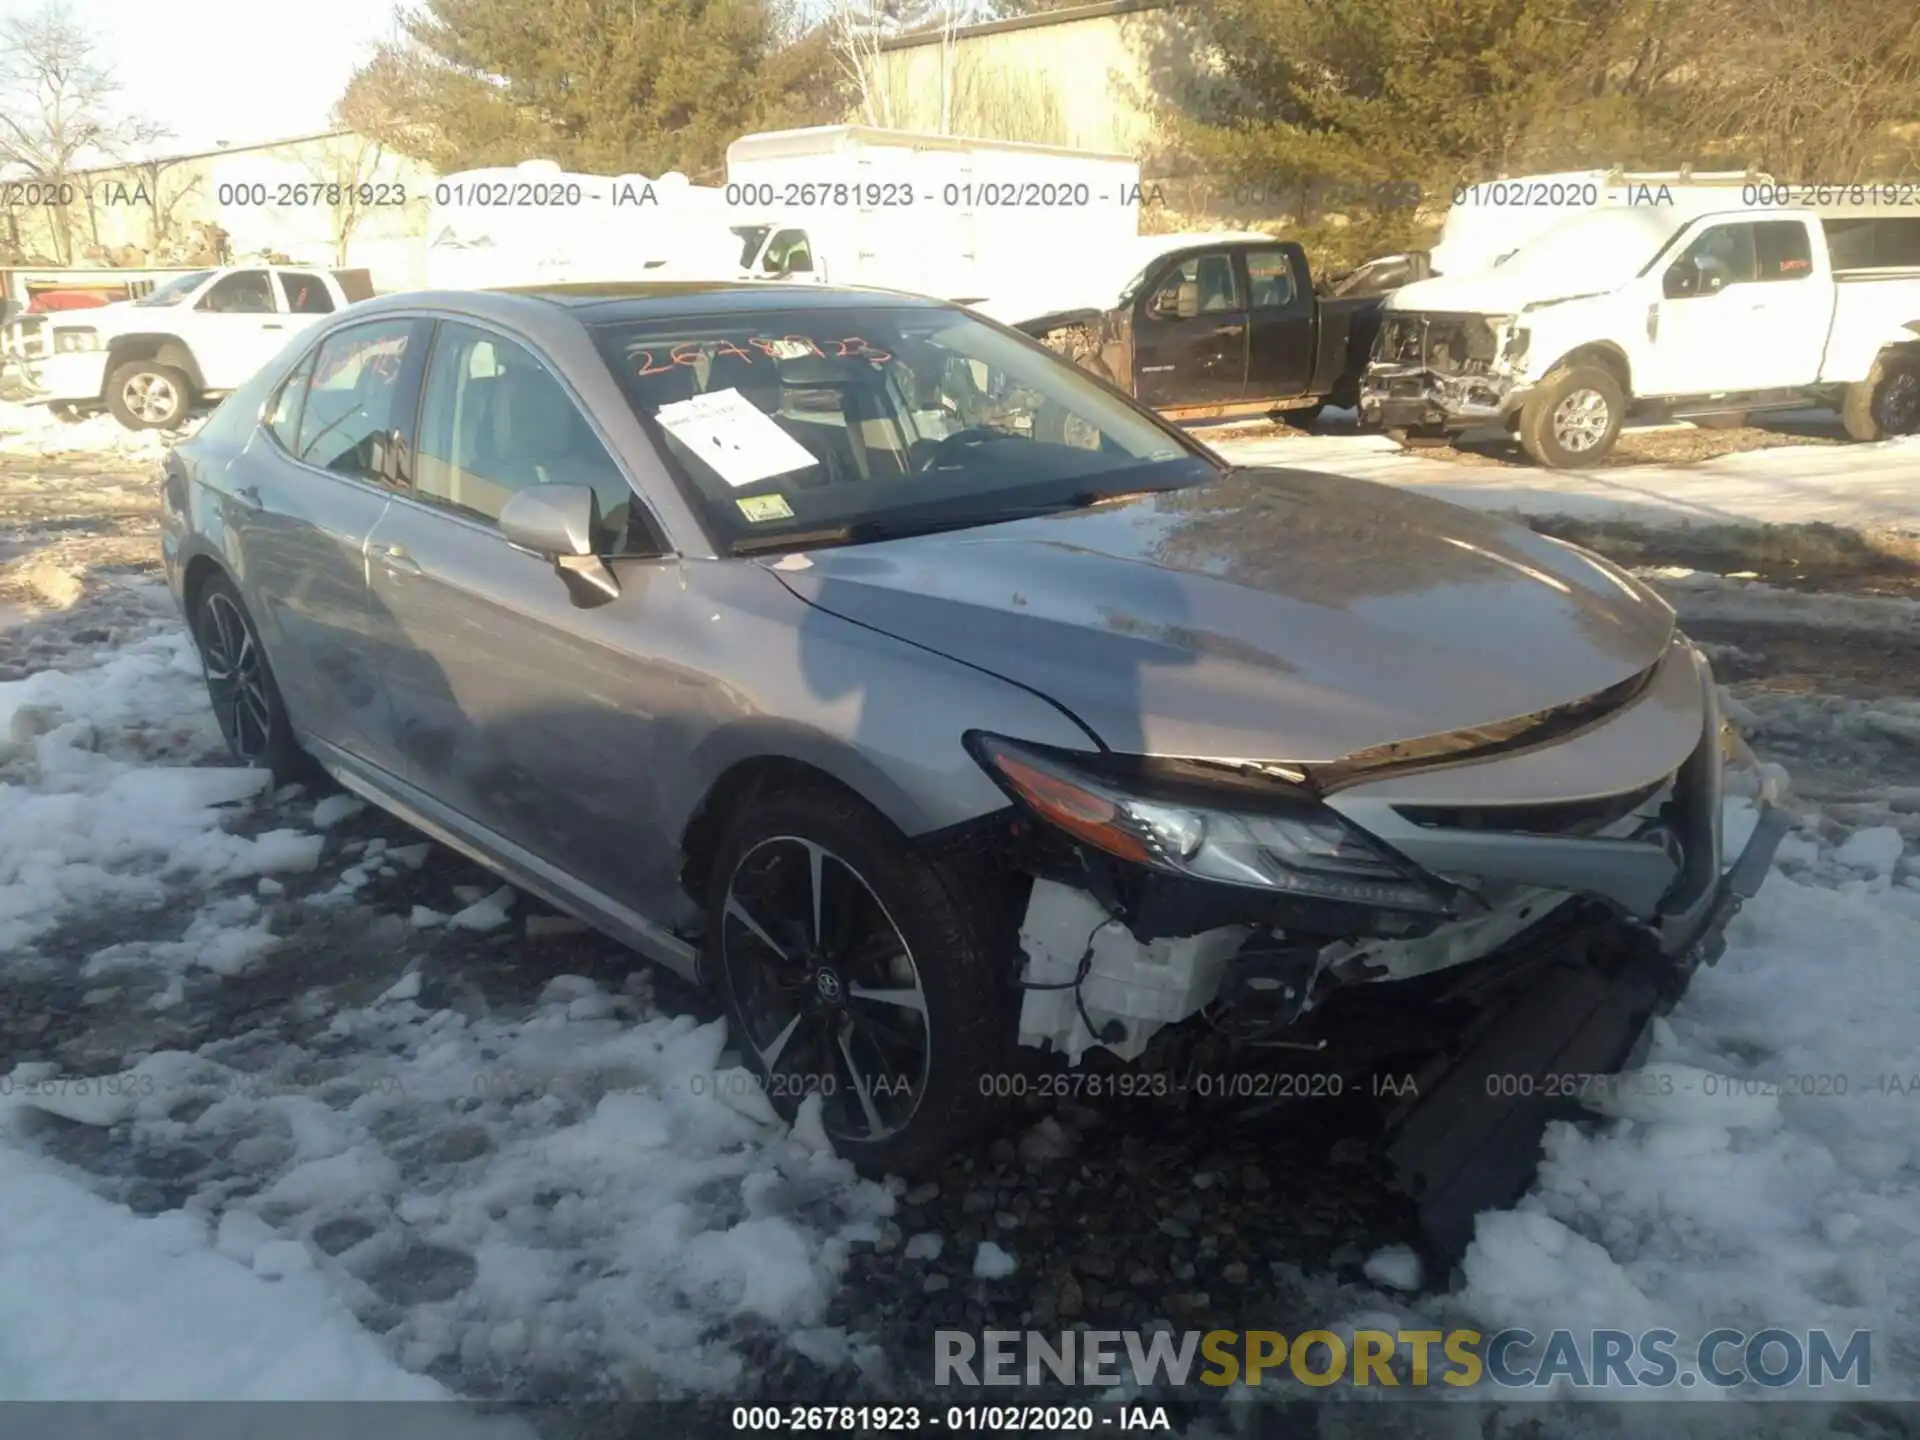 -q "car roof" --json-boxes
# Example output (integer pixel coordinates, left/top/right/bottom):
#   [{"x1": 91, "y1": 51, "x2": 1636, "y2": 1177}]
[{"x1": 489, "y1": 280, "x2": 950, "y2": 318}]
